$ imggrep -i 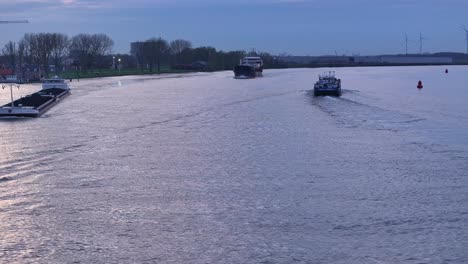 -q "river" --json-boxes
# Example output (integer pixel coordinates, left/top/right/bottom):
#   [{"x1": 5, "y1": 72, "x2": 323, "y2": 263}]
[{"x1": 1, "y1": 66, "x2": 467, "y2": 263}]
